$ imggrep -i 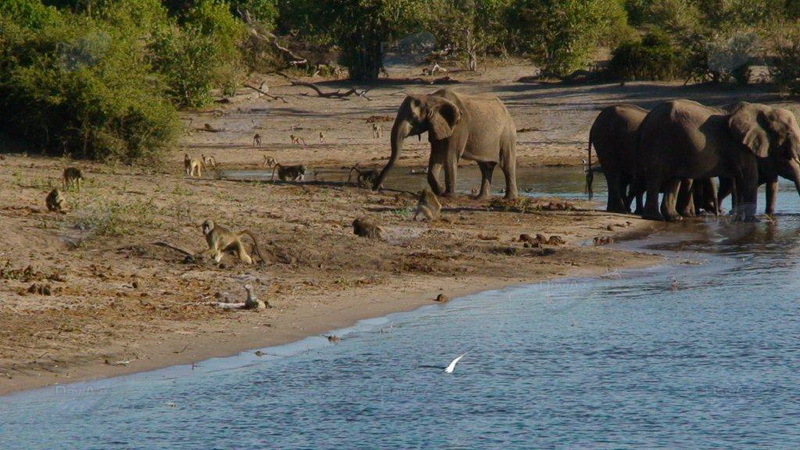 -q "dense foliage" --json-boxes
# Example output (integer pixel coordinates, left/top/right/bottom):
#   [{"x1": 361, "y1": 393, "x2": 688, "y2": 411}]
[{"x1": 3, "y1": 0, "x2": 800, "y2": 163}]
